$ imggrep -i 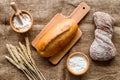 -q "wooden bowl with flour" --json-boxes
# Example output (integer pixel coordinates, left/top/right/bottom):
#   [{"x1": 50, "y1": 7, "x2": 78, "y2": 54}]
[
  {"x1": 66, "y1": 52, "x2": 90, "y2": 76},
  {"x1": 10, "y1": 2, "x2": 33, "y2": 33}
]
